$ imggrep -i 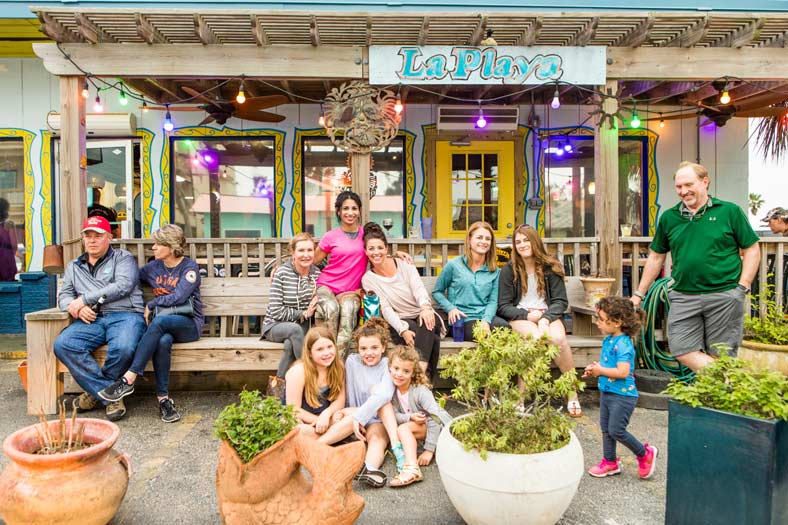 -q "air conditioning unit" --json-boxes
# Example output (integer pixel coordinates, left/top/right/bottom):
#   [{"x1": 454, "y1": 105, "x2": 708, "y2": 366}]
[
  {"x1": 438, "y1": 105, "x2": 519, "y2": 131},
  {"x1": 46, "y1": 112, "x2": 137, "y2": 137}
]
